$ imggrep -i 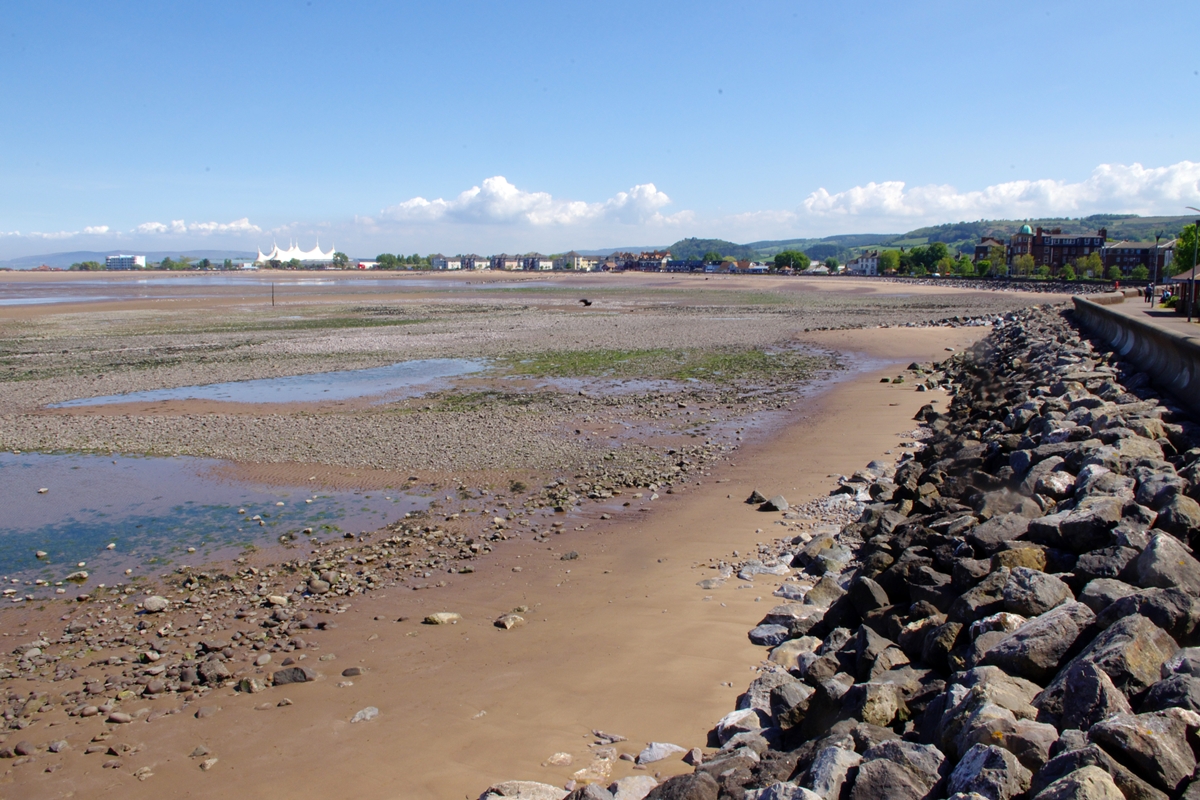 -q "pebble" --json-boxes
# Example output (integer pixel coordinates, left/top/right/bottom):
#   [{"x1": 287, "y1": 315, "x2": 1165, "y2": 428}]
[{"x1": 350, "y1": 706, "x2": 379, "y2": 723}]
